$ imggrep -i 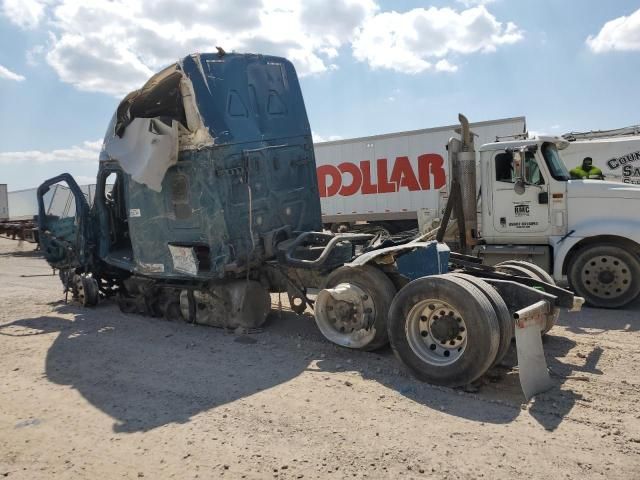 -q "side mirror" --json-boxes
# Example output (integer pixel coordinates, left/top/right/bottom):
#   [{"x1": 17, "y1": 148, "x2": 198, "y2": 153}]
[{"x1": 512, "y1": 151, "x2": 526, "y2": 195}]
